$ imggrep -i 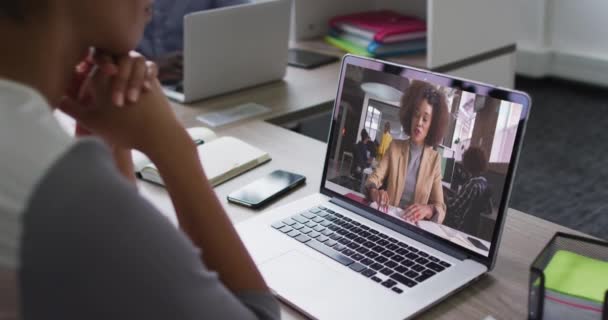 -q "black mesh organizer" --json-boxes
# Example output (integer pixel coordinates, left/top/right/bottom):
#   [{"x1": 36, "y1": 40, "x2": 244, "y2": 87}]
[{"x1": 528, "y1": 232, "x2": 608, "y2": 320}]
